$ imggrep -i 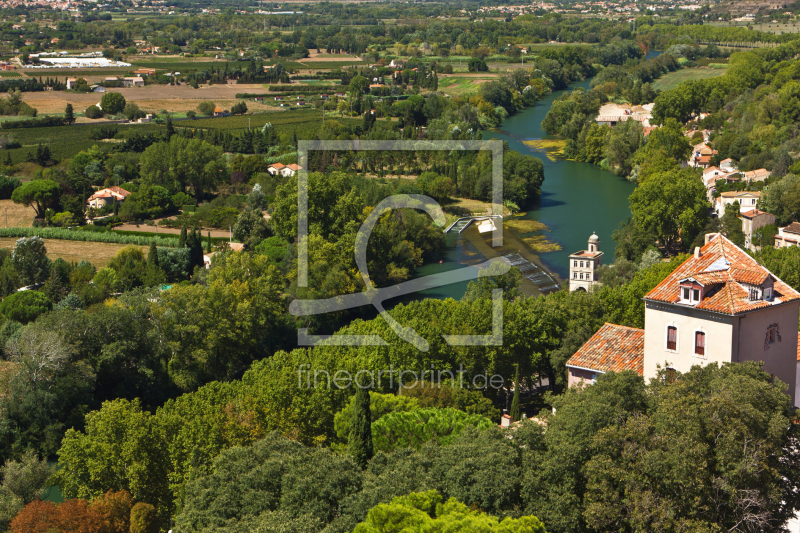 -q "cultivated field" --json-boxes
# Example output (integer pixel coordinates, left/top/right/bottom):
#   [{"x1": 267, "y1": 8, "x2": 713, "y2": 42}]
[
  {"x1": 438, "y1": 74, "x2": 495, "y2": 96},
  {"x1": 652, "y1": 67, "x2": 725, "y2": 92},
  {"x1": 0, "y1": 237, "x2": 146, "y2": 266},
  {"x1": 21, "y1": 83, "x2": 266, "y2": 114},
  {"x1": 0, "y1": 200, "x2": 35, "y2": 228}
]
